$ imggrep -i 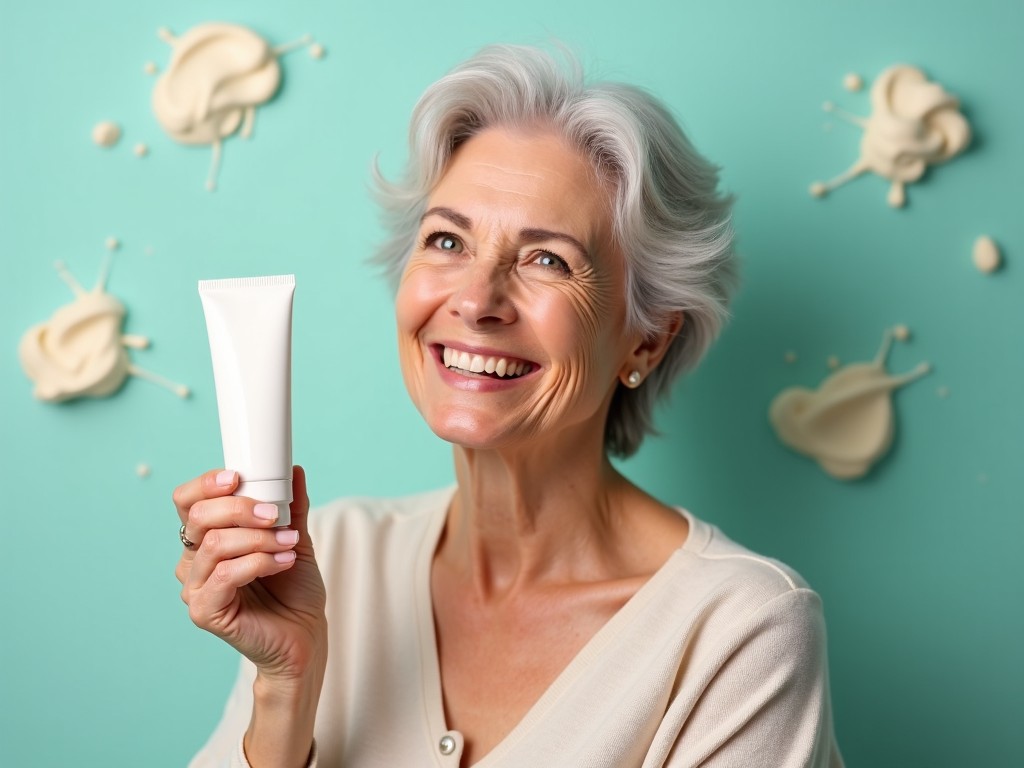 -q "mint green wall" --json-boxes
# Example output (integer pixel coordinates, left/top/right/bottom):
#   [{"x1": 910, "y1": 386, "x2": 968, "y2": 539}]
[{"x1": 2, "y1": 1, "x2": 1020, "y2": 765}]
